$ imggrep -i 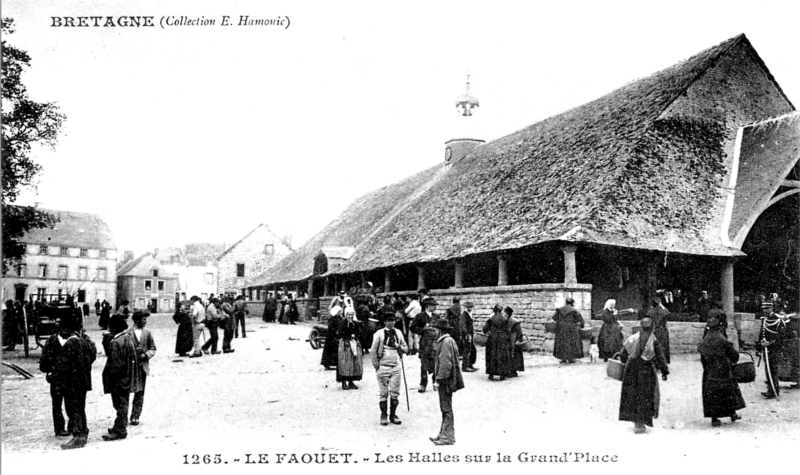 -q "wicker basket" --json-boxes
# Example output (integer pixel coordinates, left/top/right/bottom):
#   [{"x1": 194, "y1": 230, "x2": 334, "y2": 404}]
[
  {"x1": 580, "y1": 327, "x2": 593, "y2": 340},
  {"x1": 607, "y1": 358, "x2": 626, "y2": 382},
  {"x1": 544, "y1": 321, "x2": 557, "y2": 333},
  {"x1": 732, "y1": 352, "x2": 755, "y2": 384}
]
